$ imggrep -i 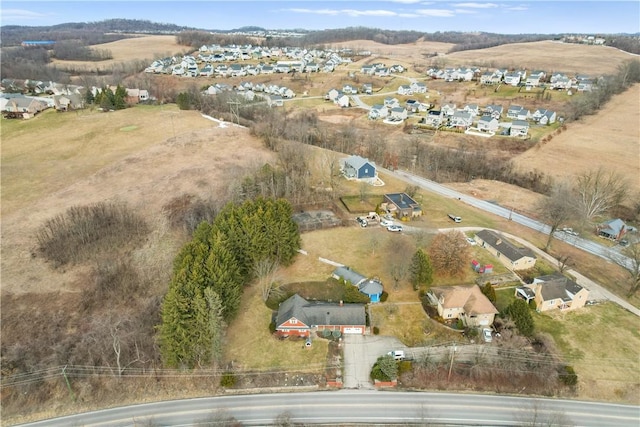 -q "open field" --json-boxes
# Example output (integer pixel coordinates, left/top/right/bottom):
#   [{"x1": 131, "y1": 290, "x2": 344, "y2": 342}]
[
  {"x1": 51, "y1": 35, "x2": 191, "y2": 71},
  {"x1": 1, "y1": 106, "x2": 273, "y2": 295},
  {"x1": 513, "y1": 84, "x2": 640, "y2": 193}
]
